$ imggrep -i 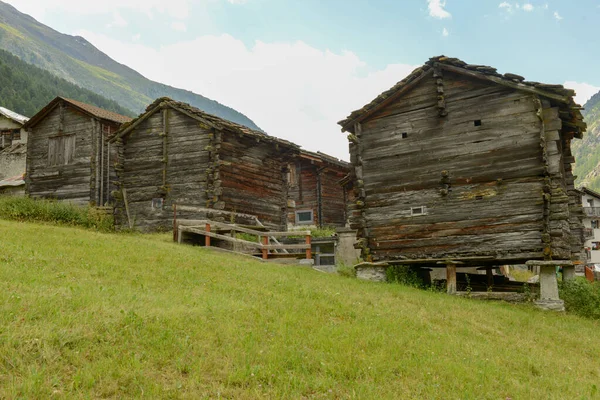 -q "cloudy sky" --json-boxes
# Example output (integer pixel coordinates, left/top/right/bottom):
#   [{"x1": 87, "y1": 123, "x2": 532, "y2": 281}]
[{"x1": 5, "y1": 0, "x2": 600, "y2": 159}]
